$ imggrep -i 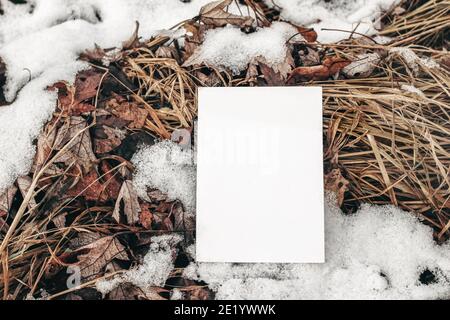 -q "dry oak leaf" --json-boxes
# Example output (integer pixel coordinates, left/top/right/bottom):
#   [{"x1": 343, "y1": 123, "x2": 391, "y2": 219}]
[
  {"x1": 65, "y1": 235, "x2": 128, "y2": 280},
  {"x1": 74, "y1": 69, "x2": 103, "y2": 102},
  {"x1": 113, "y1": 180, "x2": 141, "y2": 225},
  {"x1": 105, "y1": 98, "x2": 148, "y2": 129},
  {"x1": 50, "y1": 81, "x2": 95, "y2": 116},
  {"x1": 53, "y1": 116, "x2": 97, "y2": 172},
  {"x1": 66, "y1": 170, "x2": 105, "y2": 201},
  {"x1": 94, "y1": 125, "x2": 126, "y2": 154},
  {"x1": 199, "y1": 0, "x2": 254, "y2": 27},
  {"x1": 66, "y1": 170, "x2": 117, "y2": 202}
]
